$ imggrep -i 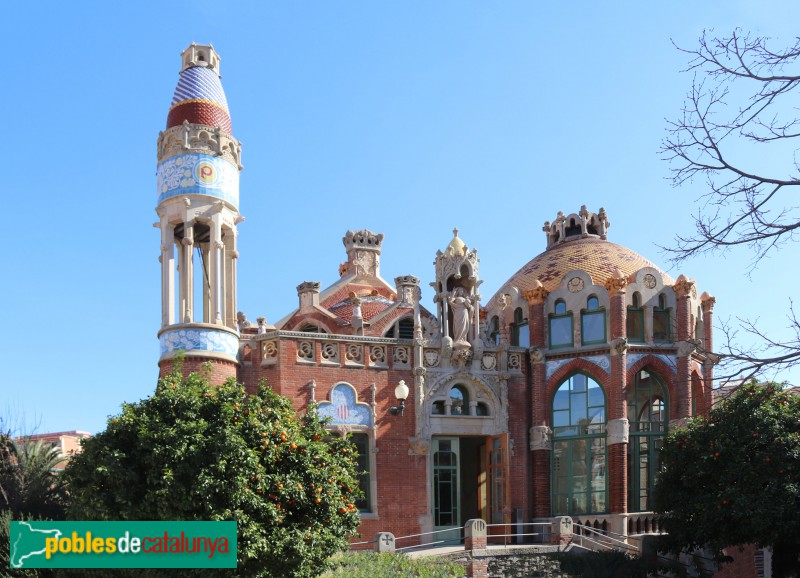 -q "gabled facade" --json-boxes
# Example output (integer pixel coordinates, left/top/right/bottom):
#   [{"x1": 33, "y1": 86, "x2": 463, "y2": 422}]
[{"x1": 154, "y1": 45, "x2": 717, "y2": 544}]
